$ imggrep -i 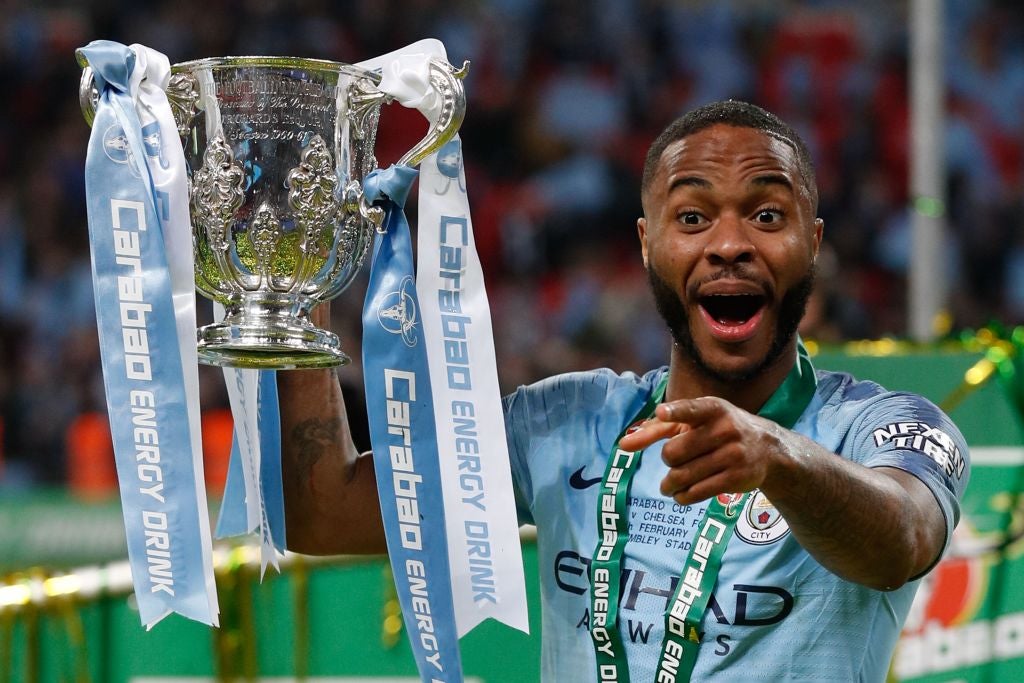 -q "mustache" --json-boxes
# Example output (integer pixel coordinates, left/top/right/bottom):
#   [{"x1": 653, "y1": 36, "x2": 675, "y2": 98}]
[{"x1": 685, "y1": 265, "x2": 776, "y2": 301}]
